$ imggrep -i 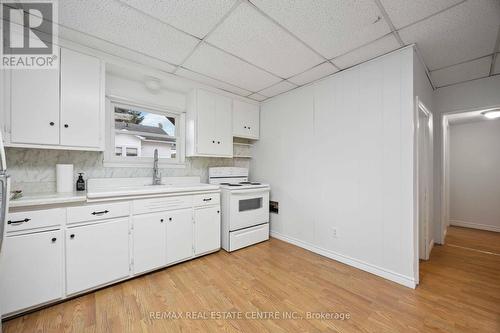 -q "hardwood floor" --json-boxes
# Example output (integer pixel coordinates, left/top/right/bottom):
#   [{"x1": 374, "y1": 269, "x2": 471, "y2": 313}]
[{"x1": 3, "y1": 227, "x2": 500, "y2": 332}]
